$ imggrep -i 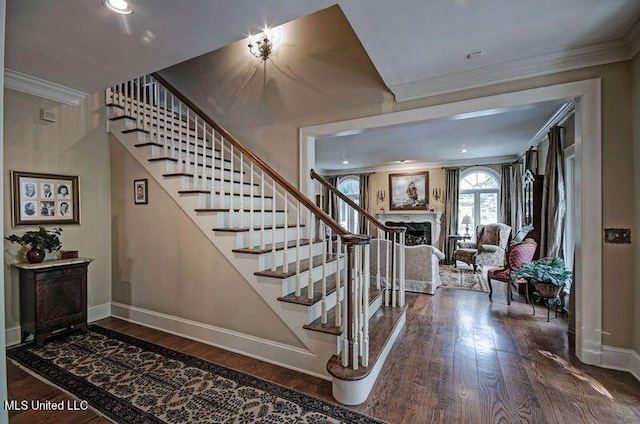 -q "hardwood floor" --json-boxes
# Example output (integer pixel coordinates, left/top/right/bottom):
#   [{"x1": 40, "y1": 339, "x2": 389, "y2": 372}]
[{"x1": 7, "y1": 287, "x2": 640, "y2": 423}]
